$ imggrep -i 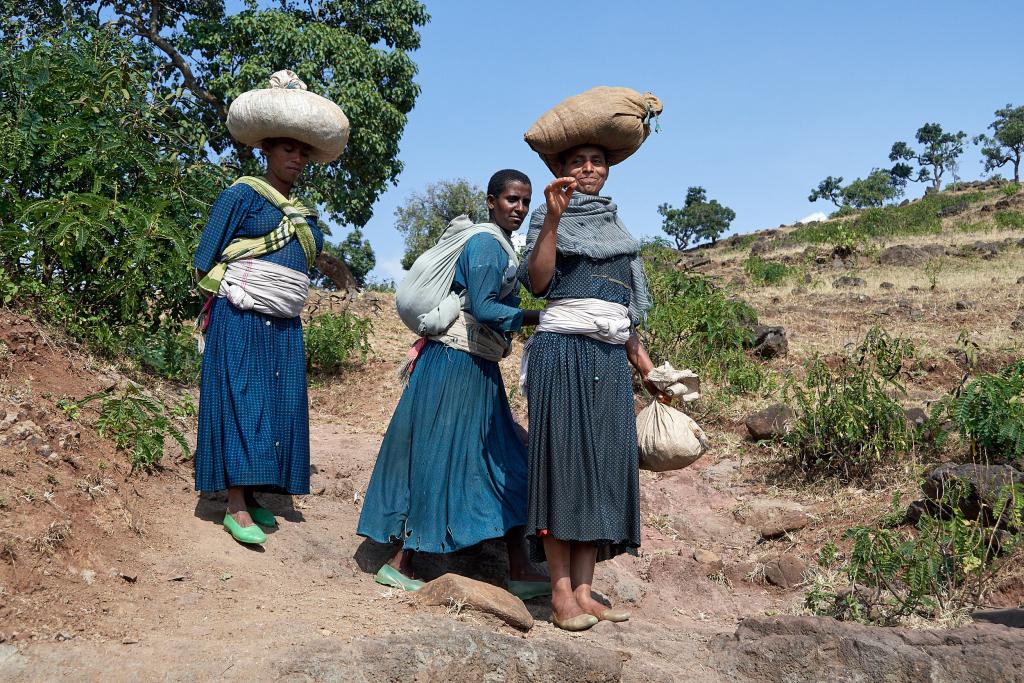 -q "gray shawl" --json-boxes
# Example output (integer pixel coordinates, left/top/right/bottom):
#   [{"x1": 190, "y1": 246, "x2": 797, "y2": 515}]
[{"x1": 524, "y1": 193, "x2": 651, "y2": 326}]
